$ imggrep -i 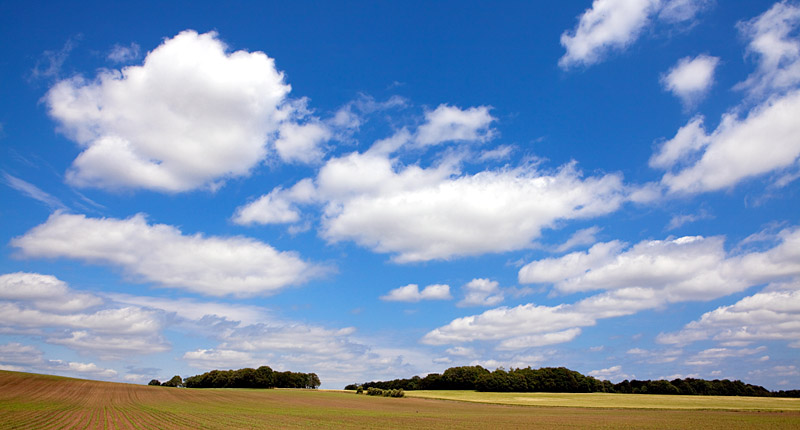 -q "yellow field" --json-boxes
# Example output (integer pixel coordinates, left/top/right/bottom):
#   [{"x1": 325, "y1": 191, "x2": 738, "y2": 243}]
[
  {"x1": 2, "y1": 371, "x2": 799, "y2": 429},
  {"x1": 404, "y1": 390, "x2": 800, "y2": 411}
]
